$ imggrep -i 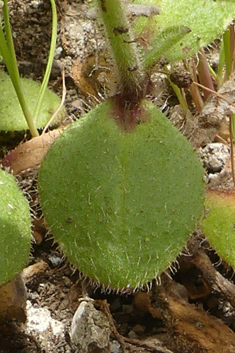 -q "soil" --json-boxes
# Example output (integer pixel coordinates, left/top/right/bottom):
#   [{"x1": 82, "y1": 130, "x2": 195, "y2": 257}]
[{"x1": 1, "y1": 1, "x2": 235, "y2": 352}]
